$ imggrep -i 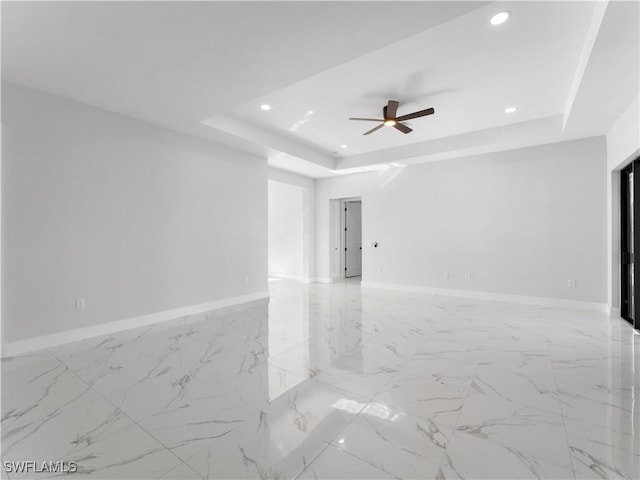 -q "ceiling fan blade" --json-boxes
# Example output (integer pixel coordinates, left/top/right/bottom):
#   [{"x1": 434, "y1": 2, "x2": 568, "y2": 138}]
[
  {"x1": 396, "y1": 107, "x2": 435, "y2": 122},
  {"x1": 363, "y1": 124, "x2": 385, "y2": 135},
  {"x1": 394, "y1": 122, "x2": 413, "y2": 134},
  {"x1": 349, "y1": 117, "x2": 385, "y2": 122},
  {"x1": 386, "y1": 100, "x2": 399, "y2": 119}
]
